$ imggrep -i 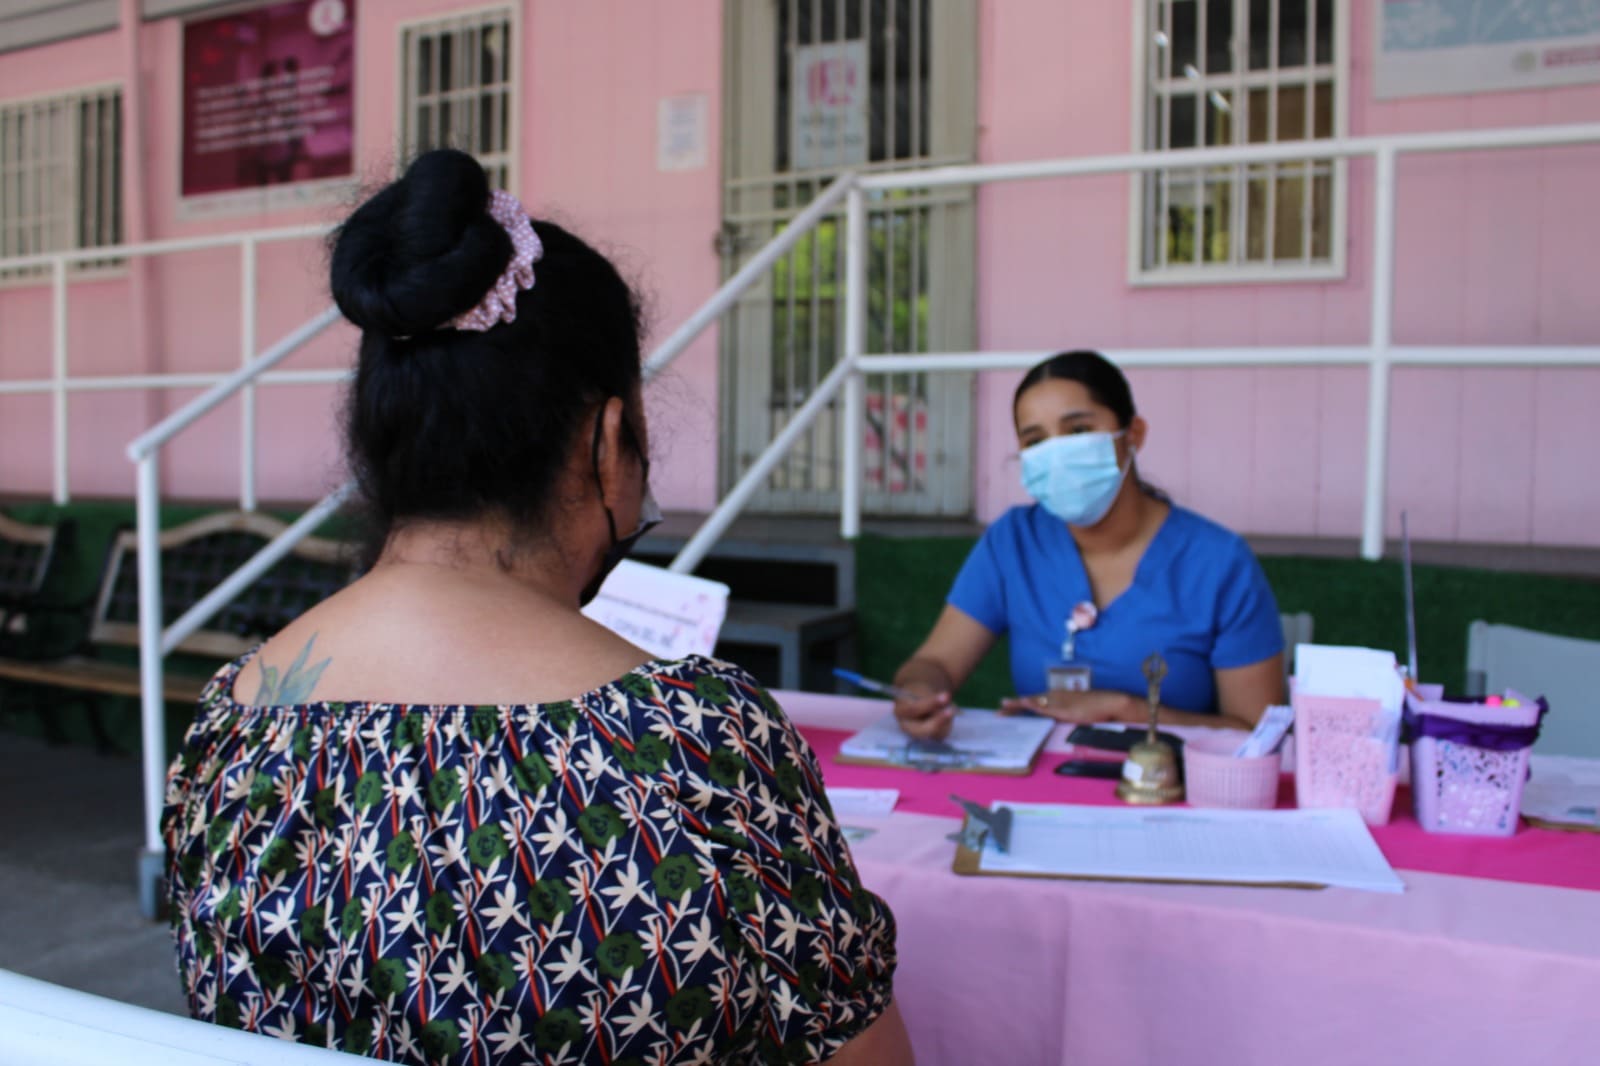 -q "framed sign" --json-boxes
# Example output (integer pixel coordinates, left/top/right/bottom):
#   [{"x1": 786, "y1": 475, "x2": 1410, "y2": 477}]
[
  {"x1": 1376, "y1": 1, "x2": 1600, "y2": 98},
  {"x1": 790, "y1": 40, "x2": 869, "y2": 170},
  {"x1": 181, "y1": 0, "x2": 356, "y2": 208}
]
